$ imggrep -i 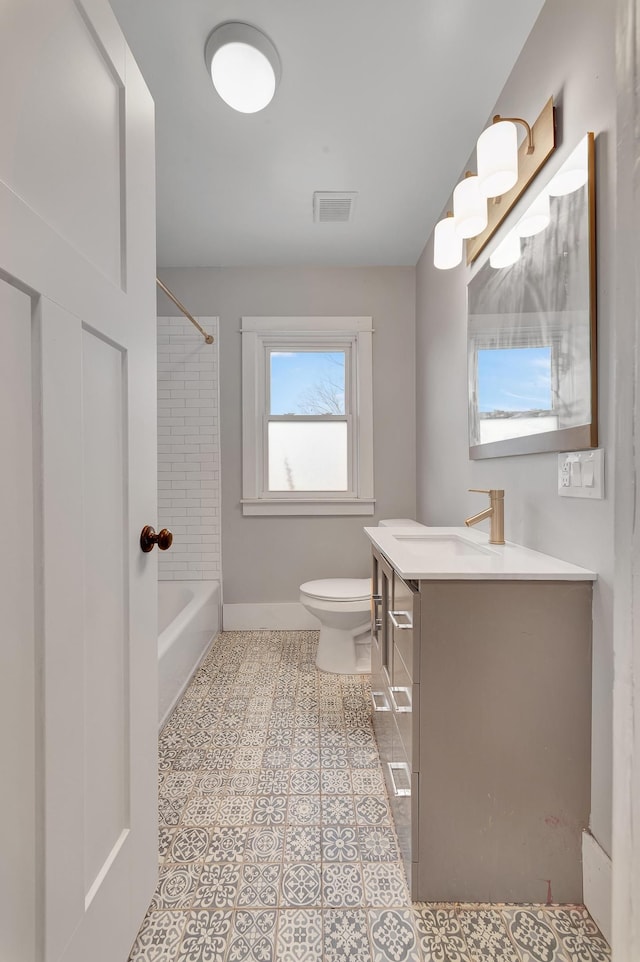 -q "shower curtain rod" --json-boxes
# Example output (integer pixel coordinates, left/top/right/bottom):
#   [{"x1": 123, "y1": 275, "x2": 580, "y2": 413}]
[{"x1": 156, "y1": 276, "x2": 214, "y2": 344}]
